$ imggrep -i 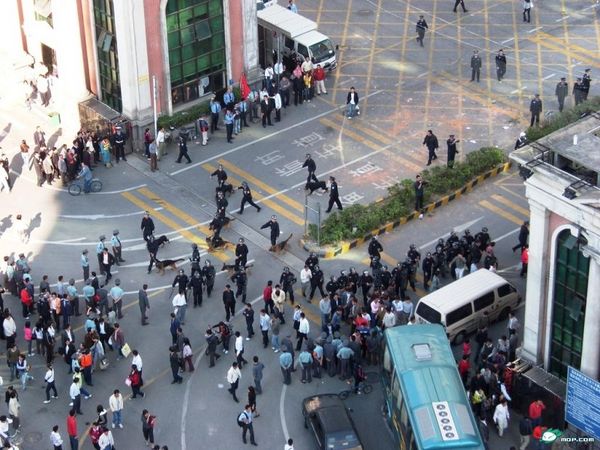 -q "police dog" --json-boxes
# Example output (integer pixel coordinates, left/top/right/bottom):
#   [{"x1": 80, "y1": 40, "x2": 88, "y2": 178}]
[
  {"x1": 305, "y1": 180, "x2": 328, "y2": 195},
  {"x1": 270, "y1": 233, "x2": 293, "y2": 253},
  {"x1": 155, "y1": 257, "x2": 184, "y2": 275},
  {"x1": 154, "y1": 235, "x2": 170, "y2": 247},
  {"x1": 221, "y1": 262, "x2": 254, "y2": 276}
]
